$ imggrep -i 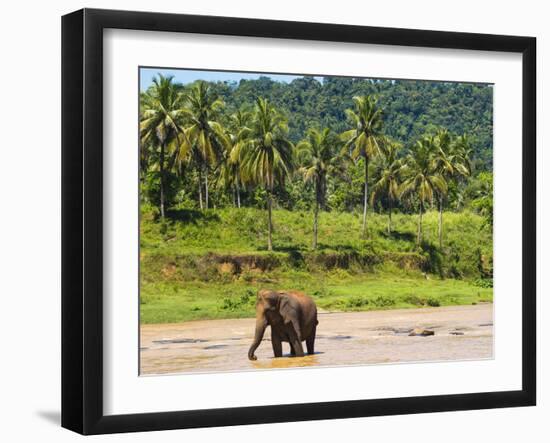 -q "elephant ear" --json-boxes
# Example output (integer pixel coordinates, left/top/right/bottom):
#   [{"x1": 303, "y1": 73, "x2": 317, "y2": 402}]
[
  {"x1": 278, "y1": 294, "x2": 296, "y2": 325},
  {"x1": 263, "y1": 290, "x2": 279, "y2": 308},
  {"x1": 279, "y1": 294, "x2": 303, "y2": 341}
]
